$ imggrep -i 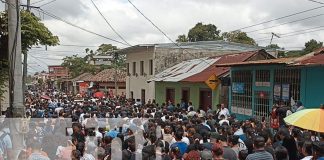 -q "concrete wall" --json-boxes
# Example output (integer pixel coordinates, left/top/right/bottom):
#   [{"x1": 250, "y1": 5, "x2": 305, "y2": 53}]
[
  {"x1": 302, "y1": 67, "x2": 324, "y2": 108},
  {"x1": 155, "y1": 81, "x2": 220, "y2": 110},
  {"x1": 126, "y1": 46, "x2": 253, "y2": 102},
  {"x1": 154, "y1": 48, "x2": 236, "y2": 73},
  {"x1": 126, "y1": 47, "x2": 155, "y2": 102}
]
